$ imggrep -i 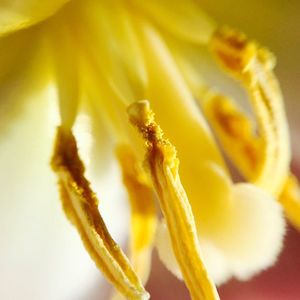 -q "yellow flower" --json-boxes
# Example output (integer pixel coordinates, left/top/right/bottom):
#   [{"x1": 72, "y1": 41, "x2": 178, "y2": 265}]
[{"x1": 1, "y1": 1, "x2": 300, "y2": 299}]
